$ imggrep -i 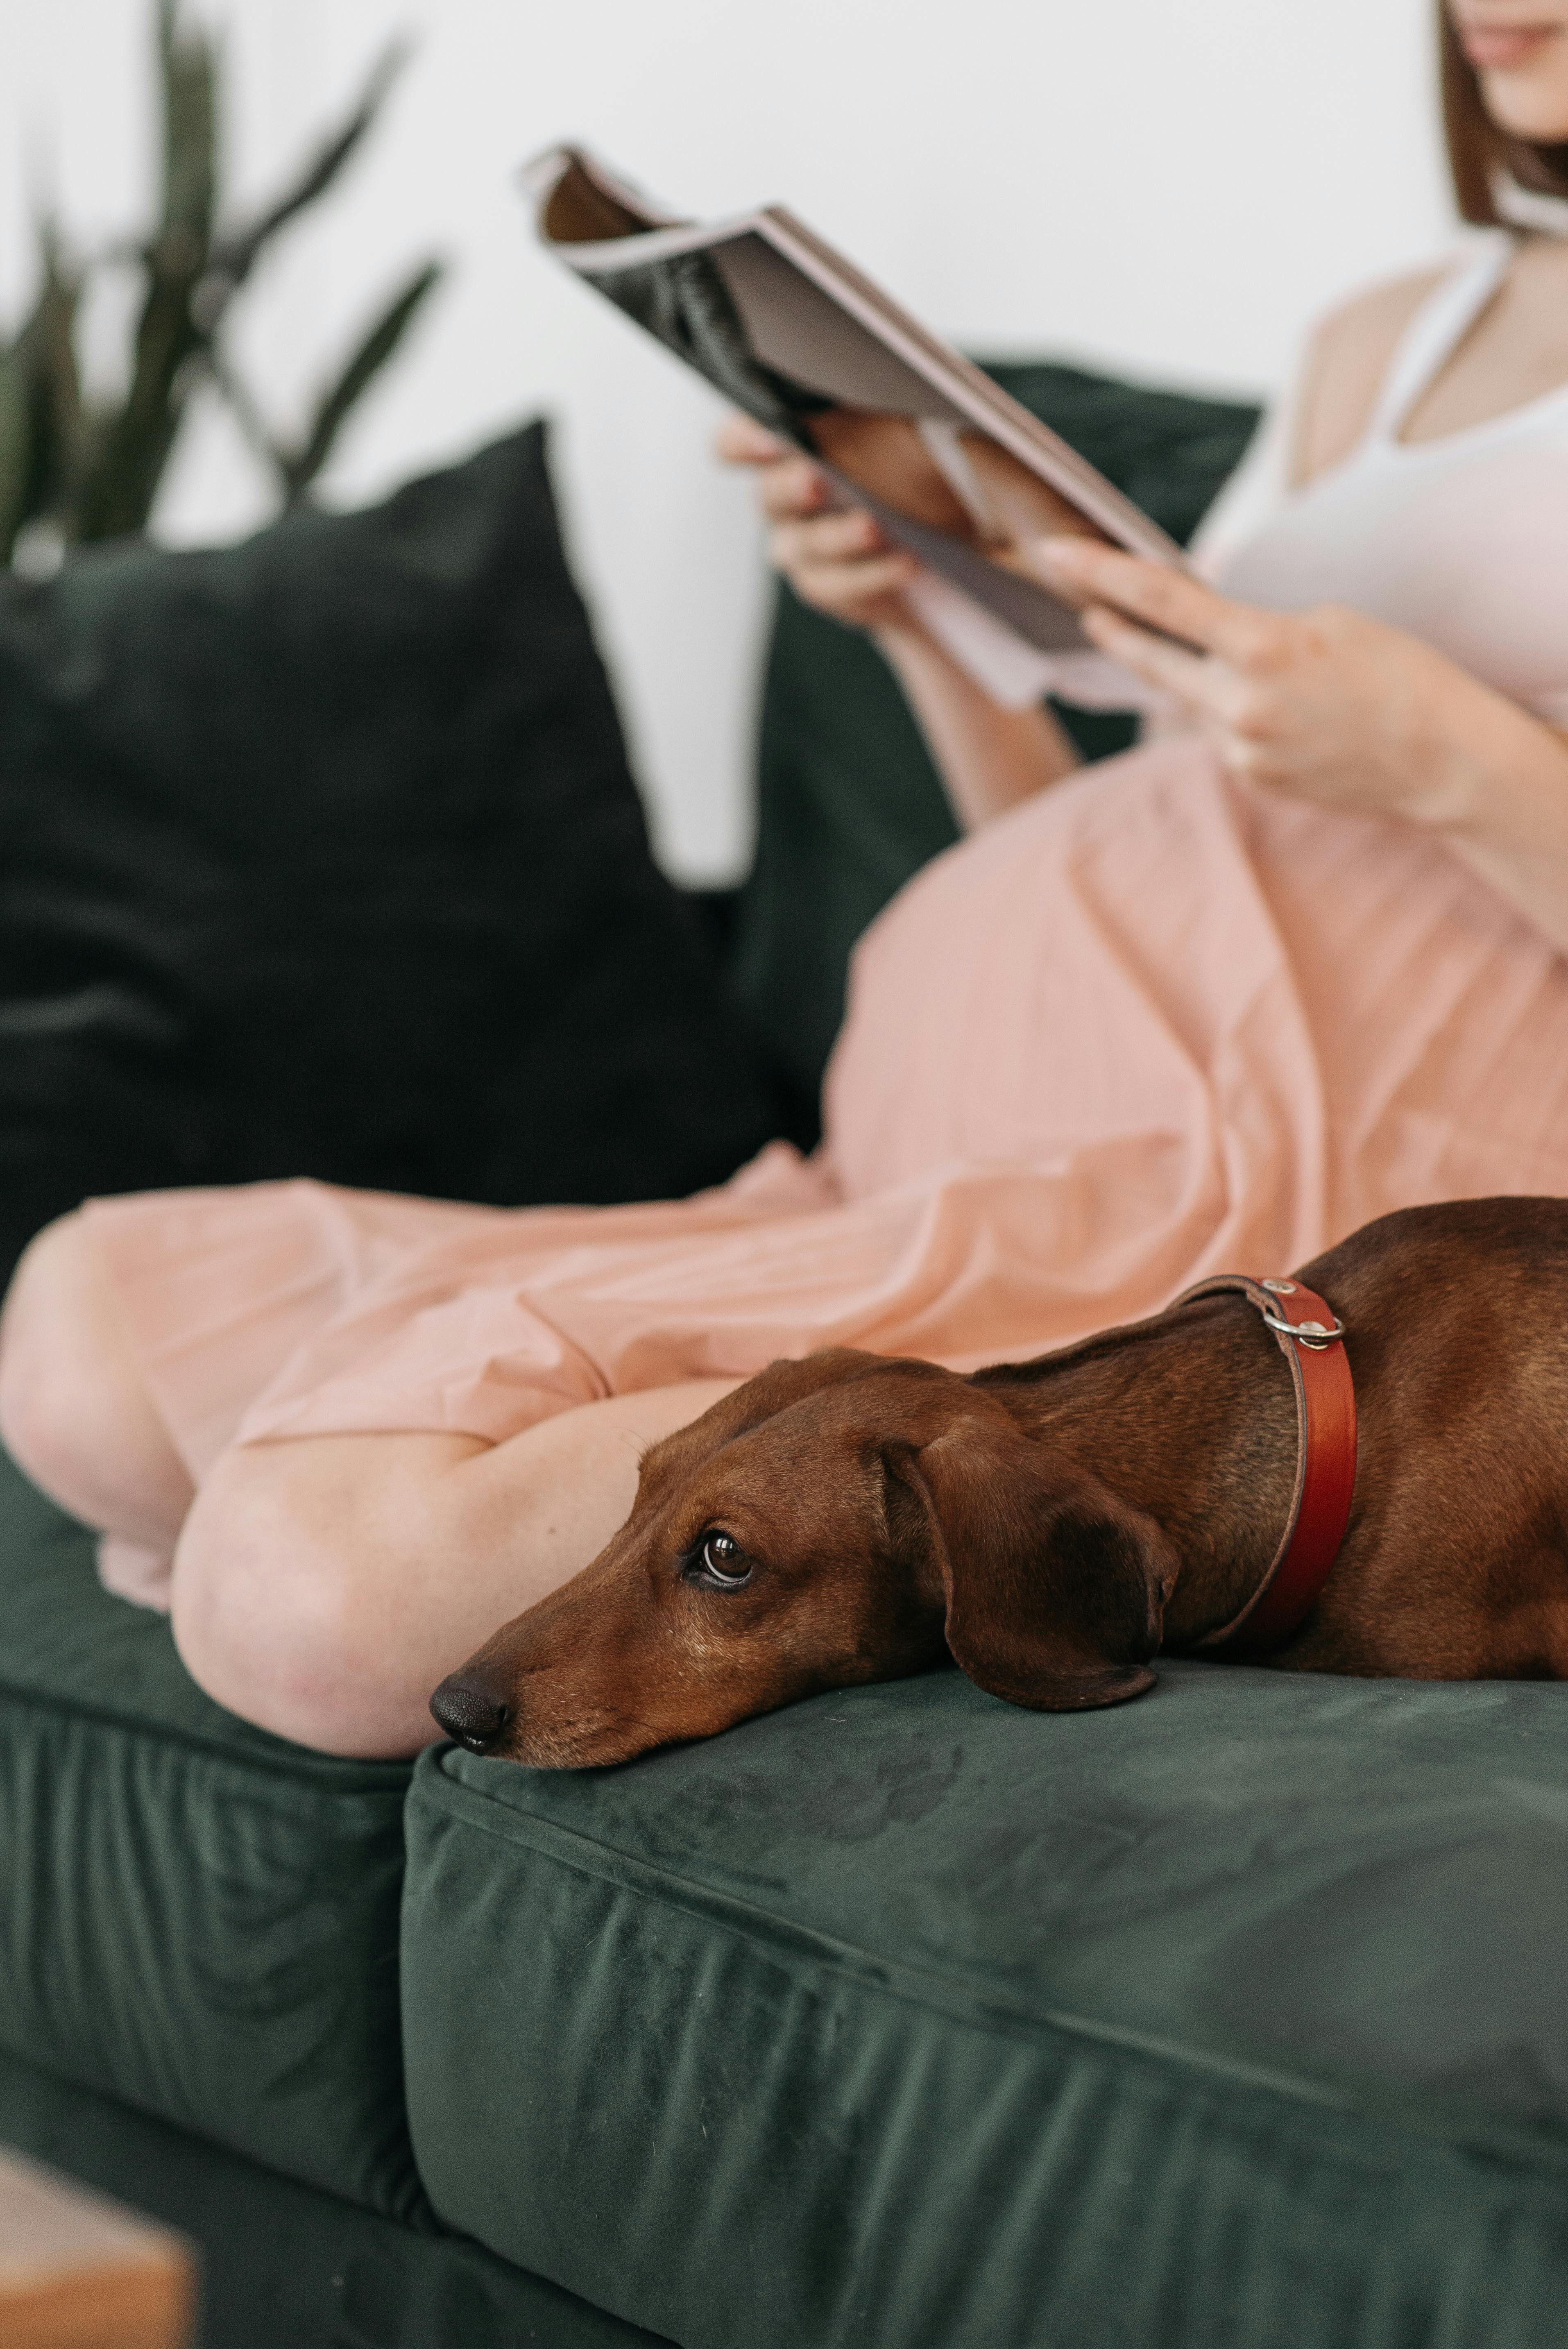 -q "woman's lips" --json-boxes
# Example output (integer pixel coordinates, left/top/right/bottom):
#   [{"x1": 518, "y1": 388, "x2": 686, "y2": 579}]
[{"x1": 1459, "y1": 20, "x2": 1562, "y2": 68}]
